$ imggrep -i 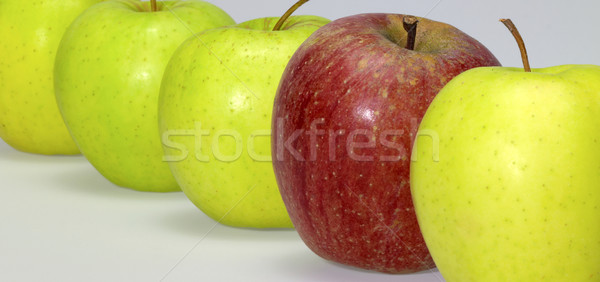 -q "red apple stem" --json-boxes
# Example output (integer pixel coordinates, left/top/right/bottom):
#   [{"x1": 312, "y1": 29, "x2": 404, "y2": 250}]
[
  {"x1": 500, "y1": 19, "x2": 531, "y2": 72},
  {"x1": 403, "y1": 16, "x2": 419, "y2": 51},
  {"x1": 273, "y1": 0, "x2": 310, "y2": 31},
  {"x1": 151, "y1": 0, "x2": 157, "y2": 12}
]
